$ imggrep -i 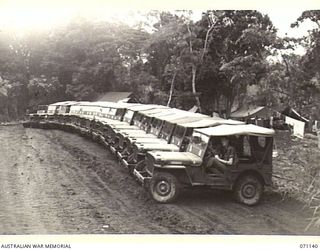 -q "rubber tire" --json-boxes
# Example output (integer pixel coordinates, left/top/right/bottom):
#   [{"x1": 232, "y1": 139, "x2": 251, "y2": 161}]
[
  {"x1": 234, "y1": 175, "x2": 264, "y2": 206},
  {"x1": 149, "y1": 172, "x2": 180, "y2": 204}
]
